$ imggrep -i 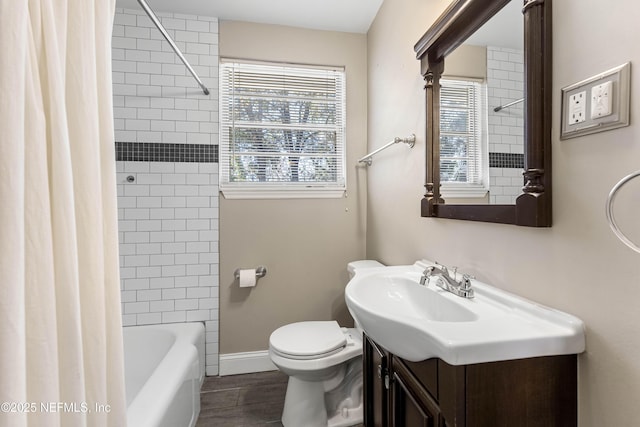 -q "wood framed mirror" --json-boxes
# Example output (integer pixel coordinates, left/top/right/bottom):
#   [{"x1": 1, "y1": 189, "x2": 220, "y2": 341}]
[{"x1": 414, "y1": 0, "x2": 552, "y2": 226}]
